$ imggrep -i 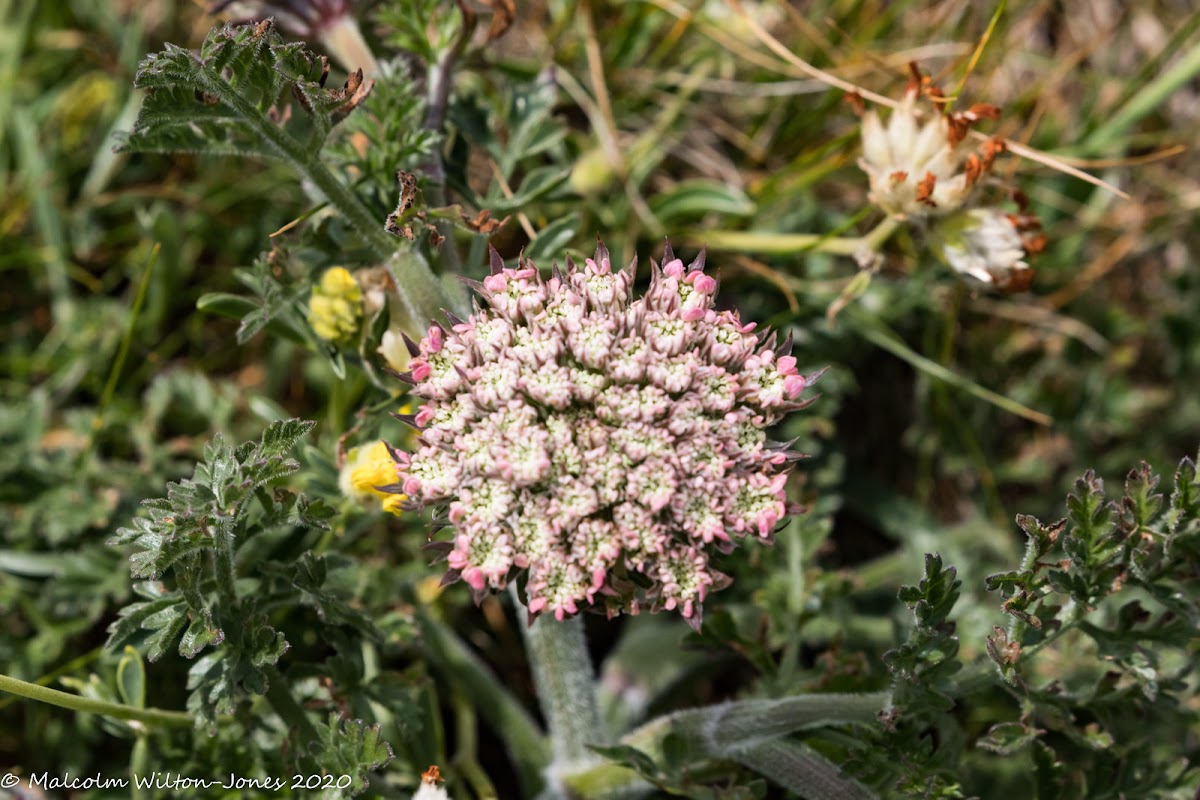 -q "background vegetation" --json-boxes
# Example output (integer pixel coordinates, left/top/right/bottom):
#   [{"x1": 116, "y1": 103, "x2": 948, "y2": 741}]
[{"x1": 2, "y1": 0, "x2": 1198, "y2": 797}]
